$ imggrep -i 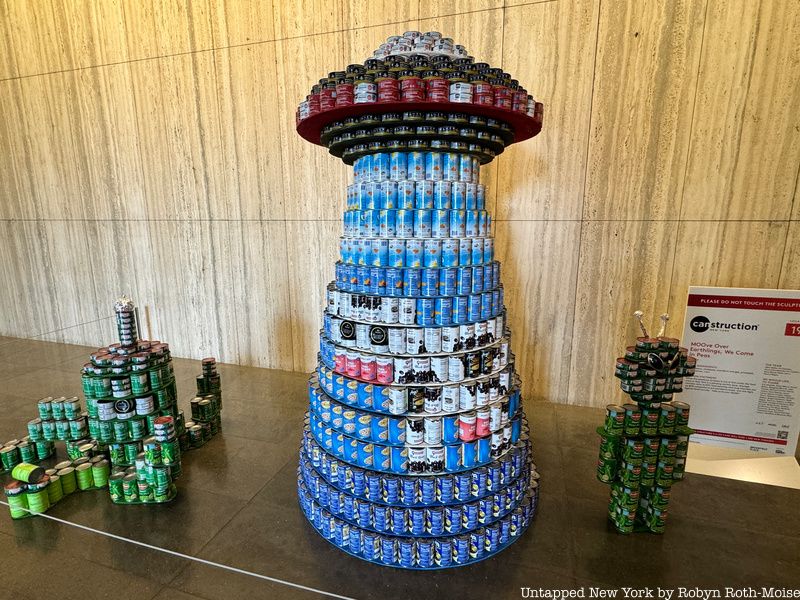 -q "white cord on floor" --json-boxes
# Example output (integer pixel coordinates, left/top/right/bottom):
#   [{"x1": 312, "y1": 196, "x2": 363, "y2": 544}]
[{"x1": 0, "y1": 500, "x2": 359, "y2": 600}]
